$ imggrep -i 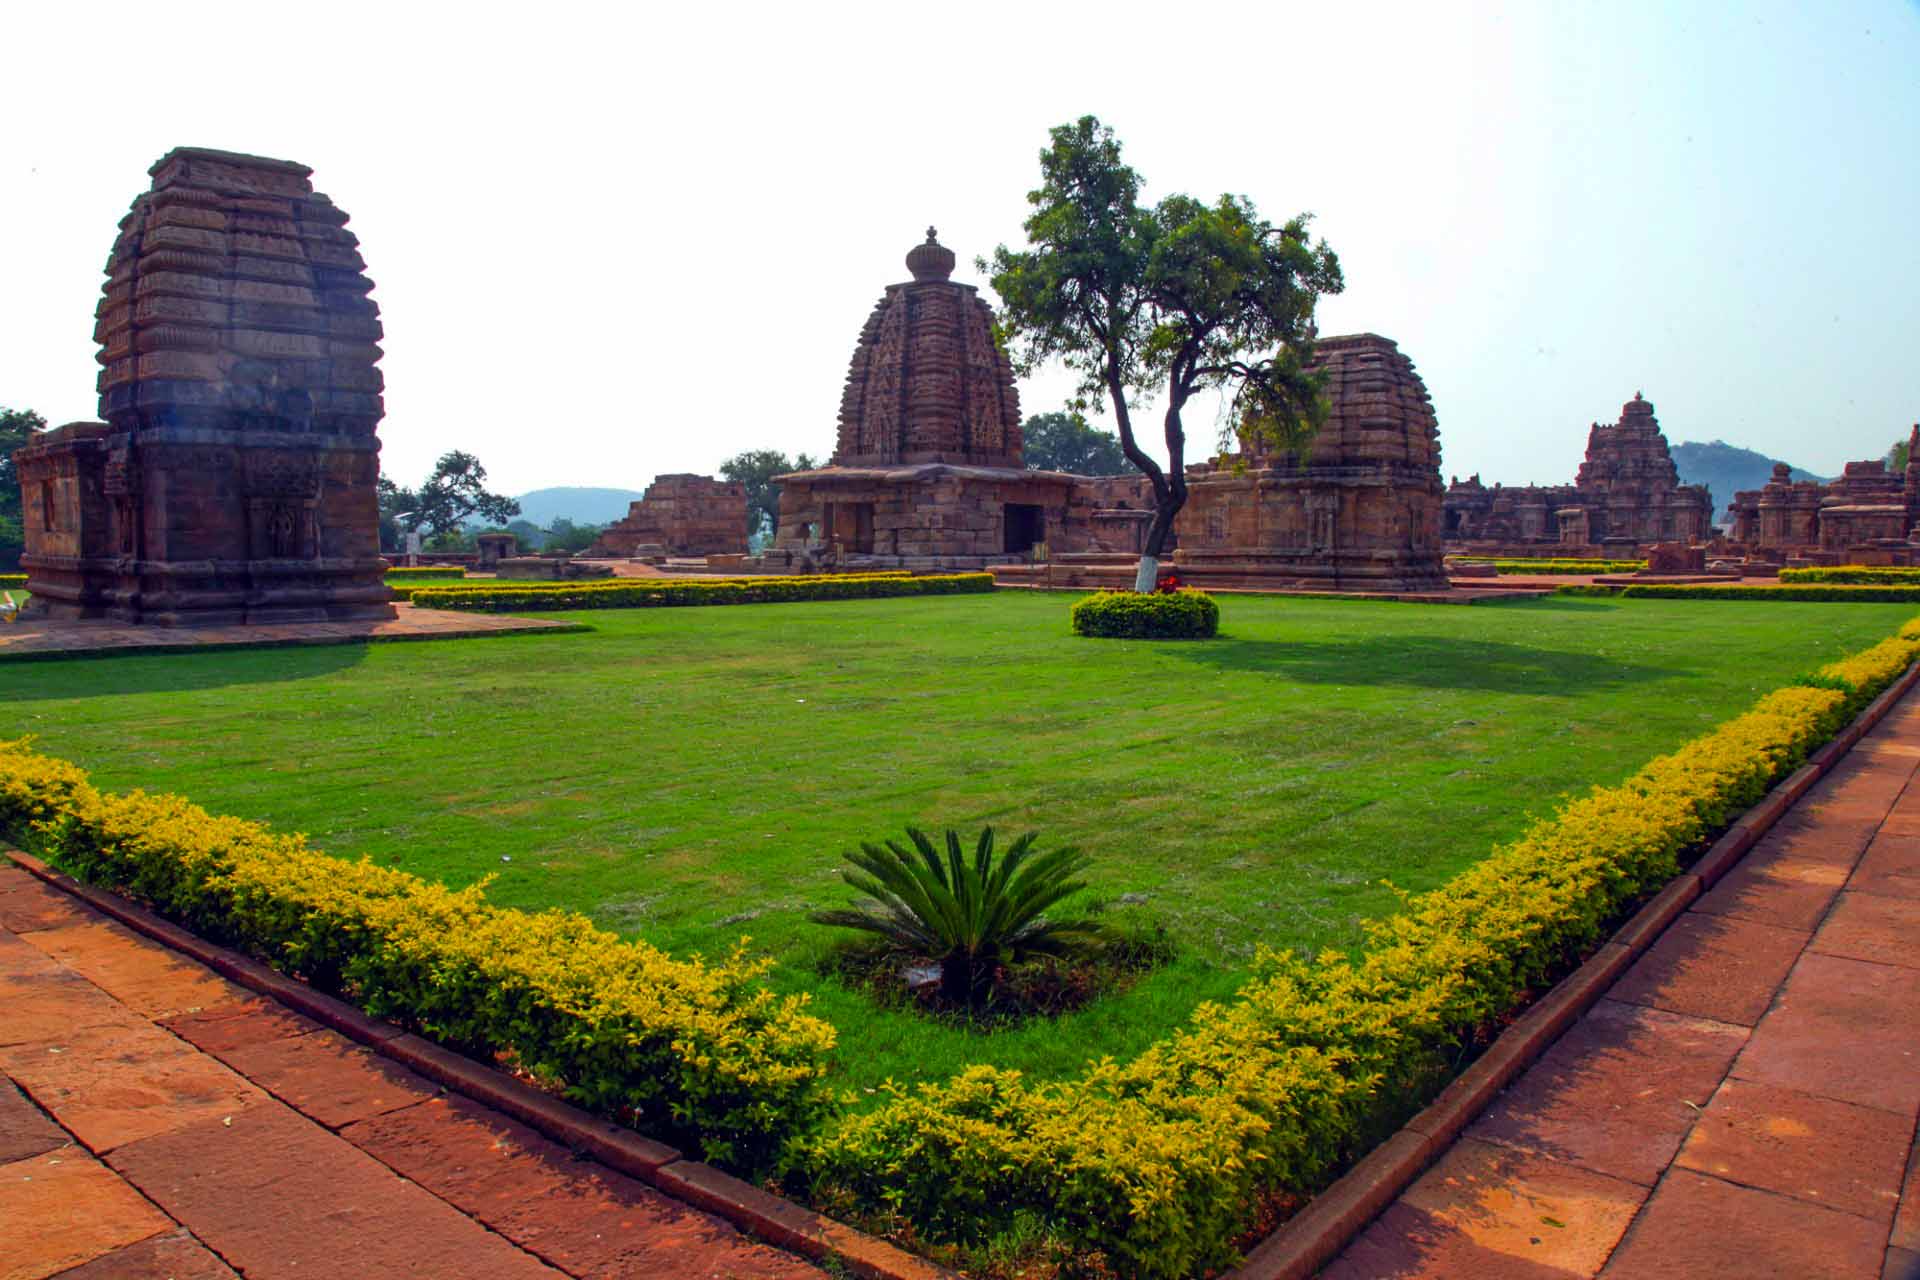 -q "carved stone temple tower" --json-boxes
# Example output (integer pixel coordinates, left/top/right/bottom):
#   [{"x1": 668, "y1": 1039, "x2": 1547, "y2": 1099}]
[
  {"x1": 765, "y1": 229, "x2": 1079, "y2": 569},
  {"x1": 14, "y1": 147, "x2": 393, "y2": 624}
]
